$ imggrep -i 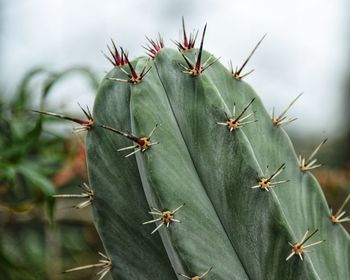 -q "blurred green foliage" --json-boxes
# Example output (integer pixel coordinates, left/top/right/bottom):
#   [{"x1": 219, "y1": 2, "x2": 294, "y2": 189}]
[
  {"x1": 0, "y1": 67, "x2": 103, "y2": 280},
  {"x1": 0, "y1": 67, "x2": 98, "y2": 211}
]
